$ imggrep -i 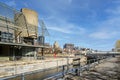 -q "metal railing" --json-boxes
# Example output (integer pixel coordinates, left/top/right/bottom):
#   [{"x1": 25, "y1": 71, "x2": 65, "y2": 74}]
[
  {"x1": 0, "y1": 55, "x2": 115, "y2": 80},
  {"x1": 44, "y1": 56, "x2": 113, "y2": 80}
]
